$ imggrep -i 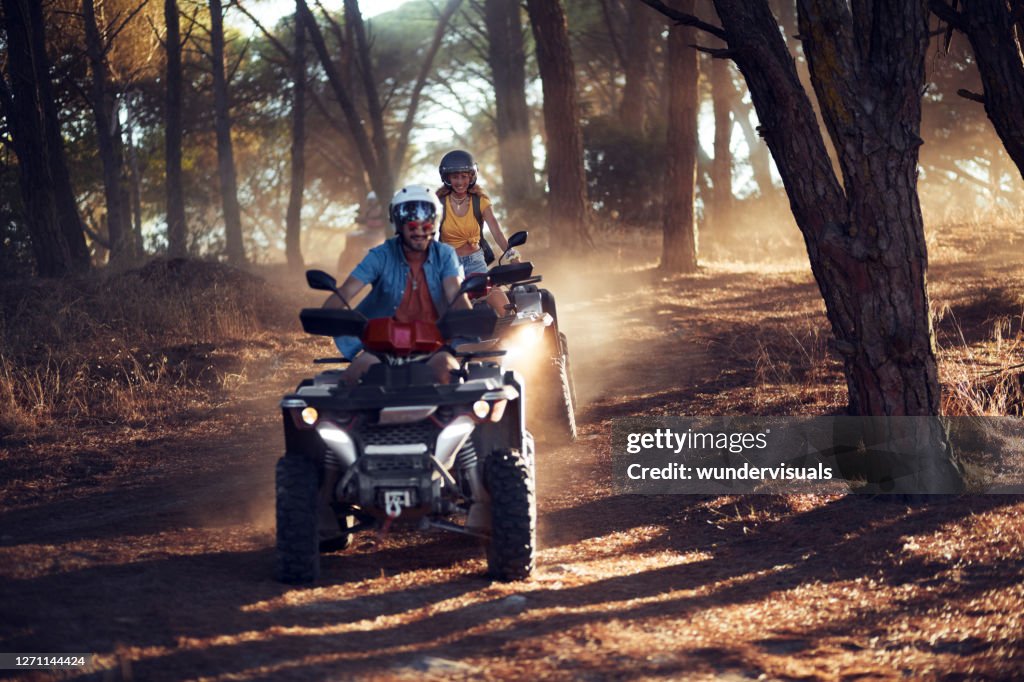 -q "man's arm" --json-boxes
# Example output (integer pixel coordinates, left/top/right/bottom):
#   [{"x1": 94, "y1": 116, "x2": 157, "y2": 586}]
[
  {"x1": 443, "y1": 275, "x2": 470, "y2": 310},
  {"x1": 323, "y1": 275, "x2": 367, "y2": 309}
]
